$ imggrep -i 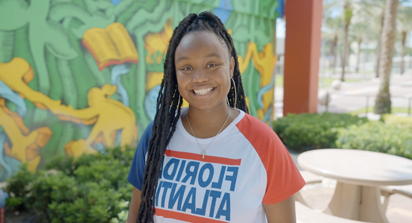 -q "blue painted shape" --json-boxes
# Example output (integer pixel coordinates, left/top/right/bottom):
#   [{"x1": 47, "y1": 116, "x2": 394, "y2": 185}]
[
  {"x1": 263, "y1": 106, "x2": 272, "y2": 123},
  {"x1": 111, "y1": 0, "x2": 123, "y2": 6},
  {"x1": 257, "y1": 75, "x2": 275, "y2": 123},
  {"x1": 0, "y1": 189, "x2": 8, "y2": 208},
  {"x1": 0, "y1": 80, "x2": 28, "y2": 117},
  {"x1": 111, "y1": 64, "x2": 131, "y2": 106},
  {"x1": 144, "y1": 85, "x2": 161, "y2": 121},
  {"x1": 94, "y1": 142, "x2": 105, "y2": 153},
  {"x1": 117, "y1": 130, "x2": 122, "y2": 146},
  {"x1": 0, "y1": 134, "x2": 22, "y2": 182},
  {"x1": 214, "y1": 0, "x2": 233, "y2": 24},
  {"x1": 275, "y1": 0, "x2": 284, "y2": 18},
  {"x1": 257, "y1": 75, "x2": 275, "y2": 108}
]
